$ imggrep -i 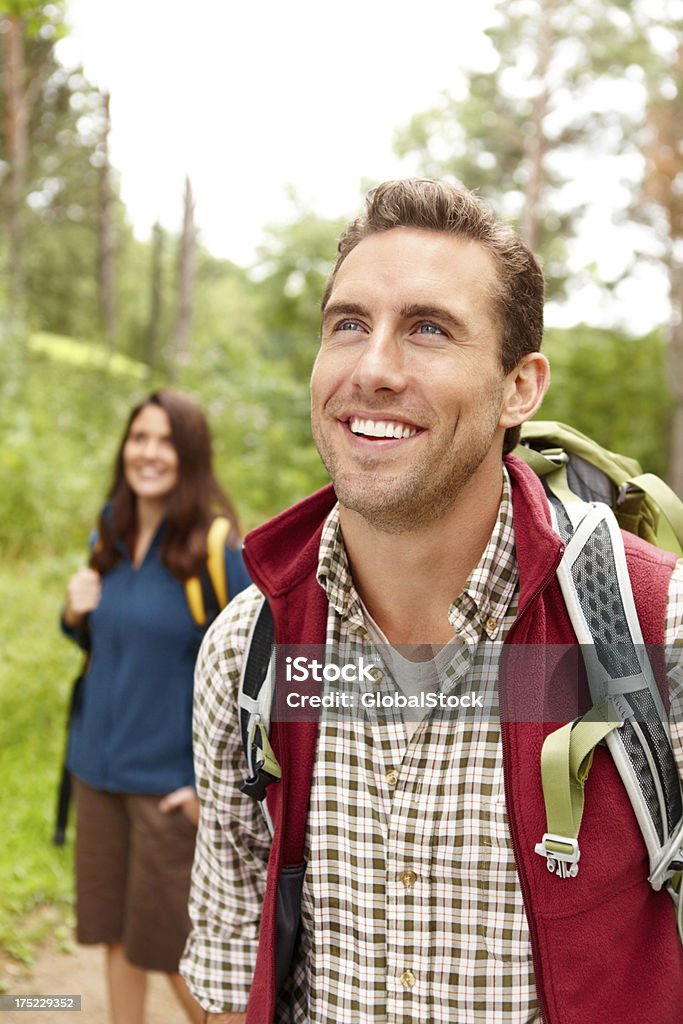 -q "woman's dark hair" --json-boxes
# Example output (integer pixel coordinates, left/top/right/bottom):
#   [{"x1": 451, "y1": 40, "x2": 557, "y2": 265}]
[{"x1": 90, "y1": 389, "x2": 240, "y2": 581}]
